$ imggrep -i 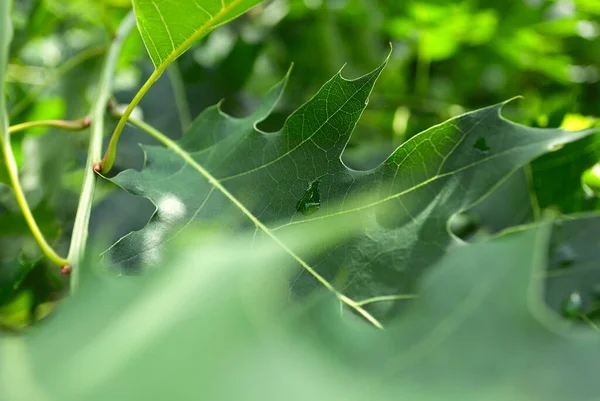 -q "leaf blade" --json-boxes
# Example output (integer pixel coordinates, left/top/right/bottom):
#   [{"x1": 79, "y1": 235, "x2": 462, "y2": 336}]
[
  {"x1": 106, "y1": 58, "x2": 597, "y2": 323},
  {"x1": 133, "y1": 0, "x2": 263, "y2": 70}
]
